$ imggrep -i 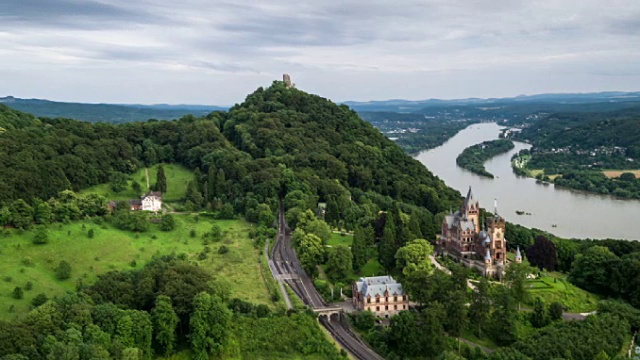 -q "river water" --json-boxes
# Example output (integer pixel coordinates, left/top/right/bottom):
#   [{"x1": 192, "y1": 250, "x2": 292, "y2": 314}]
[{"x1": 415, "y1": 122, "x2": 640, "y2": 240}]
